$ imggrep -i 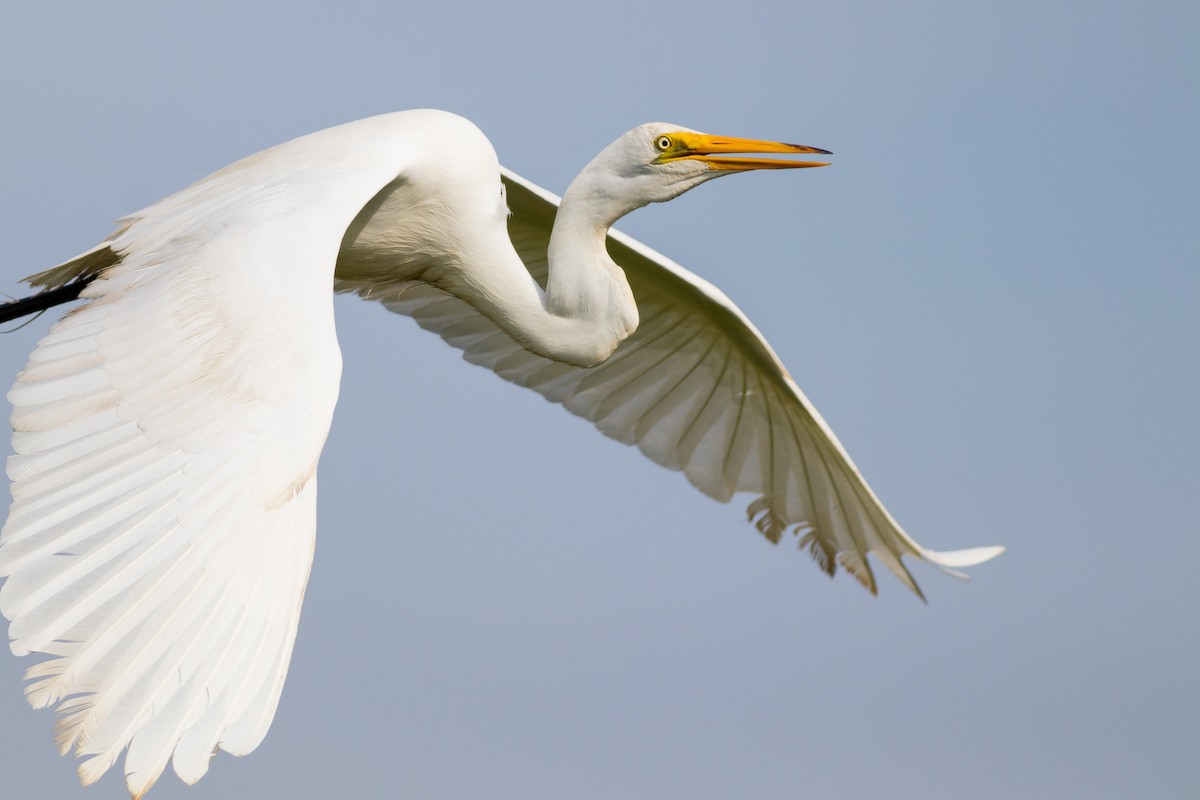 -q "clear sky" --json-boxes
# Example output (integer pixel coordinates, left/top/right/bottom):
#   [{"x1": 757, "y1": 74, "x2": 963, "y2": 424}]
[{"x1": 0, "y1": 1, "x2": 1196, "y2": 798}]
